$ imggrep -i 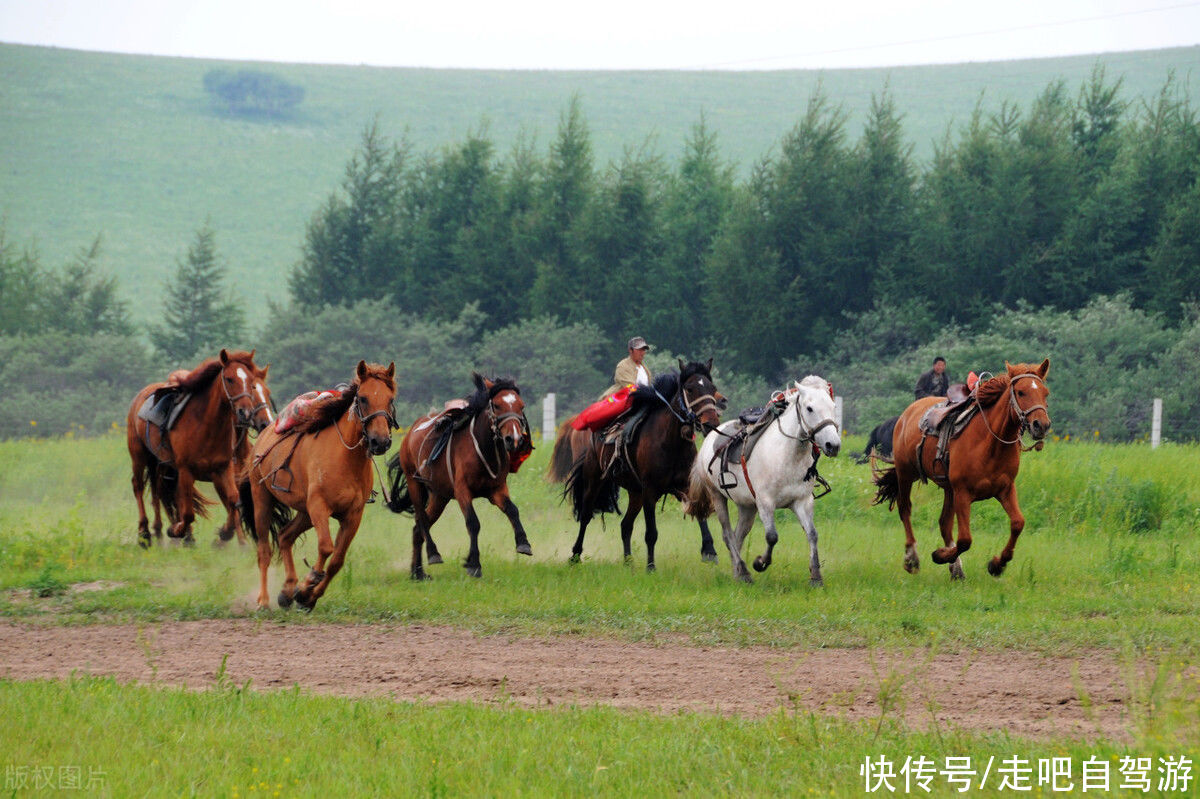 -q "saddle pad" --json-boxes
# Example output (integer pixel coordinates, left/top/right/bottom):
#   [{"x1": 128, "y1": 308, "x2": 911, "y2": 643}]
[
  {"x1": 136, "y1": 390, "x2": 192, "y2": 432},
  {"x1": 274, "y1": 388, "x2": 344, "y2": 434},
  {"x1": 572, "y1": 385, "x2": 635, "y2": 431}
]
